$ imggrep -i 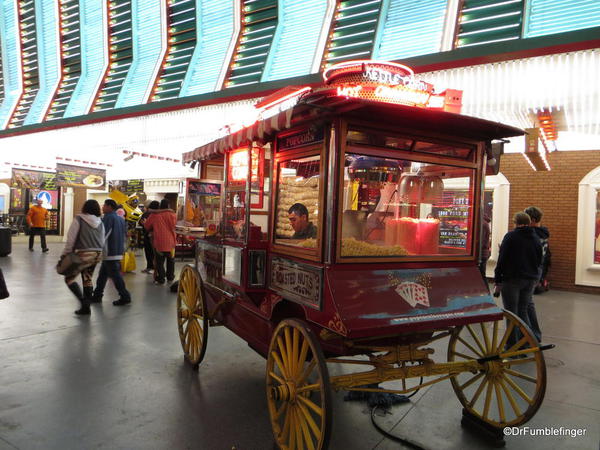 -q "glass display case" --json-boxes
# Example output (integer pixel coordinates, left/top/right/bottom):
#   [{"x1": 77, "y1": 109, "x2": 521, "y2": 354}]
[{"x1": 184, "y1": 179, "x2": 222, "y2": 234}]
